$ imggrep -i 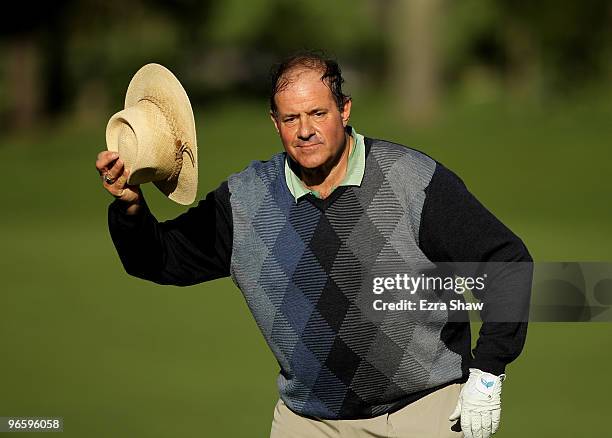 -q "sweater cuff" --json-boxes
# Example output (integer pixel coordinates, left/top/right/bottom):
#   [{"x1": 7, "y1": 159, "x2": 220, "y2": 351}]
[
  {"x1": 108, "y1": 199, "x2": 151, "y2": 230},
  {"x1": 470, "y1": 356, "x2": 507, "y2": 376}
]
